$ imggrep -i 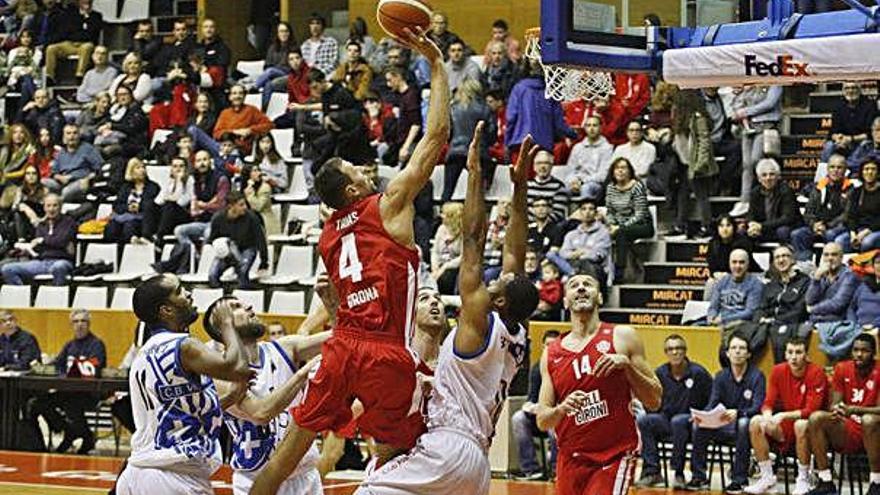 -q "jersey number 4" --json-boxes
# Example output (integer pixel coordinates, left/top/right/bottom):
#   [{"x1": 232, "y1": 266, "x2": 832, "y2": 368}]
[{"x1": 339, "y1": 233, "x2": 364, "y2": 283}]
